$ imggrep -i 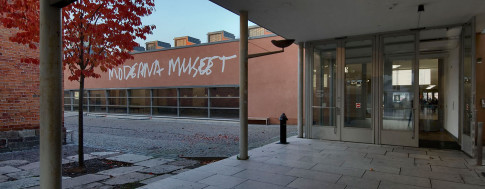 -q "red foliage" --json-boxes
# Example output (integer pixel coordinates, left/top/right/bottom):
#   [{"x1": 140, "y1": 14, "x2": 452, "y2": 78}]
[{"x1": 0, "y1": 0, "x2": 155, "y2": 81}]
